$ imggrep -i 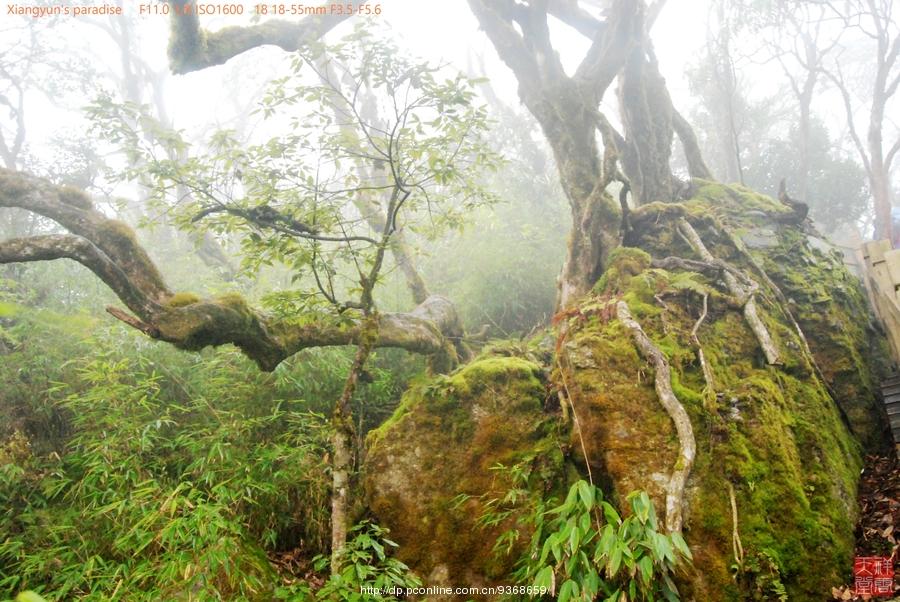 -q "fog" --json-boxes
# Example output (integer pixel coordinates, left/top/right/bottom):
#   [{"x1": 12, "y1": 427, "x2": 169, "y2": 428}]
[{"x1": 2, "y1": 2, "x2": 899, "y2": 600}]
